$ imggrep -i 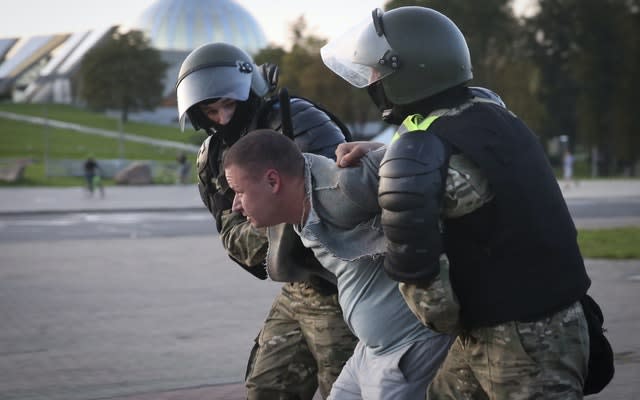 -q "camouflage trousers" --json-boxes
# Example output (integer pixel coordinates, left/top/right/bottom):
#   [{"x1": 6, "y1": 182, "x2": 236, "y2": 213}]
[
  {"x1": 399, "y1": 257, "x2": 589, "y2": 399},
  {"x1": 246, "y1": 281, "x2": 357, "y2": 400},
  {"x1": 426, "y1": 301, "x2": 589, "y2": 399}
]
